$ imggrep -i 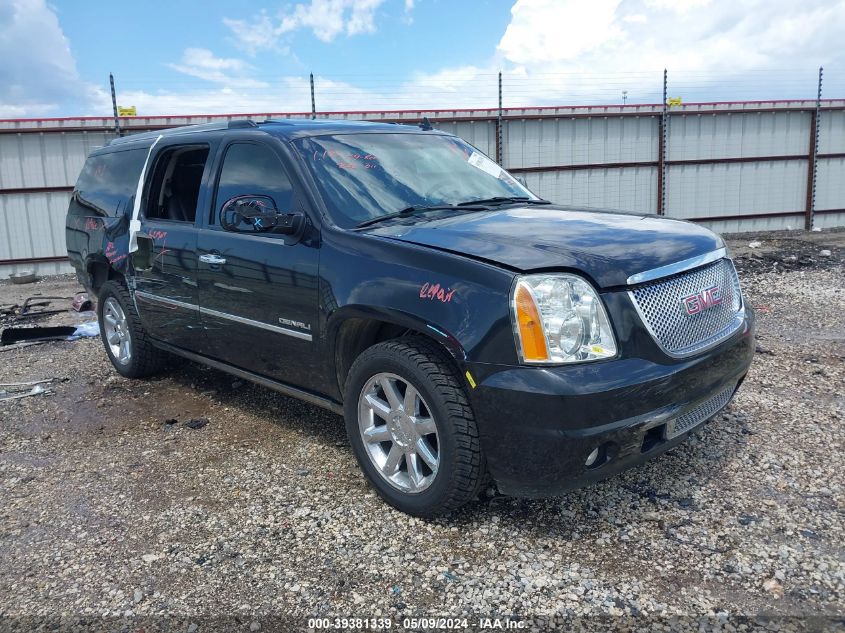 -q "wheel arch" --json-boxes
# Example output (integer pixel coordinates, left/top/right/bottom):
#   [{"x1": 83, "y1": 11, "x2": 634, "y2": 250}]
[
  {"x1": 328, "y1": 306, "x2": 466, "y2": 400},
  {"x1": 85, "y1": 256, "x2": 125, "y2": 296}
]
